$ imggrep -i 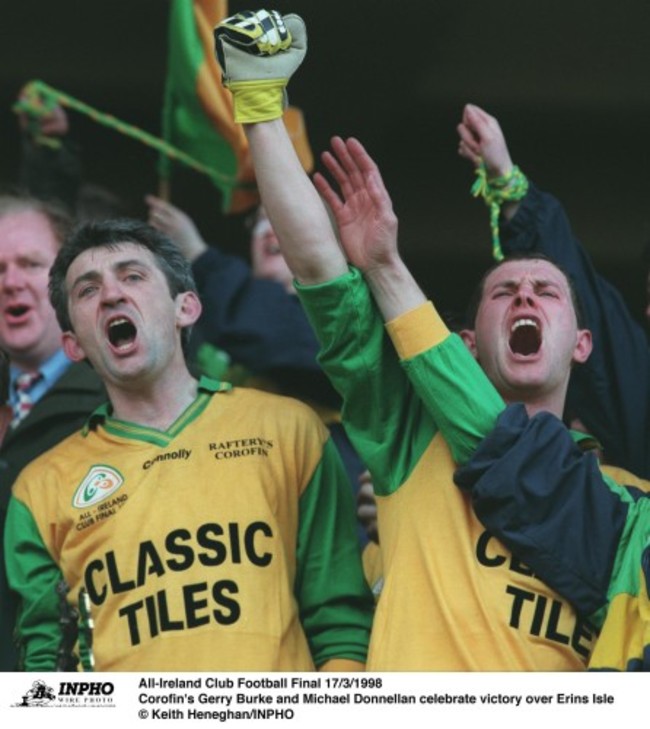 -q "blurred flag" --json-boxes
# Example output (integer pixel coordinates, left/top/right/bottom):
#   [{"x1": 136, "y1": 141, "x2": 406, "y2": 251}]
[{"x1": 160, "y1": 0, "x2": 313, "y2": 214}]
